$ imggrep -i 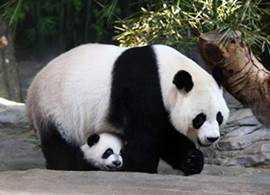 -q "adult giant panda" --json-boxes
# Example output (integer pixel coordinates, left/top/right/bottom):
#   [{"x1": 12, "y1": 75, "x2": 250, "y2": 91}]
[{"x1": 26, "y1": 44, "x2": 229, "y2": 175}]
